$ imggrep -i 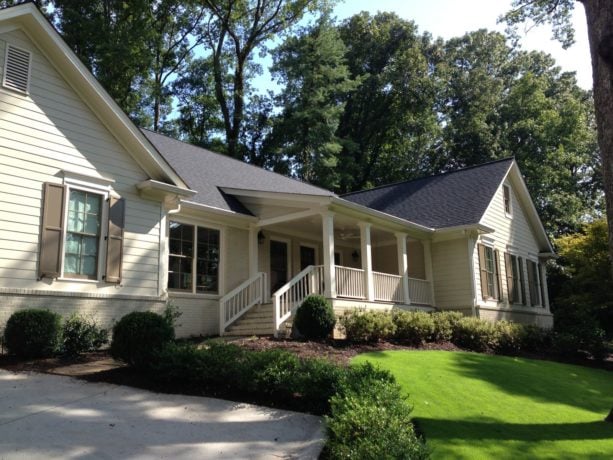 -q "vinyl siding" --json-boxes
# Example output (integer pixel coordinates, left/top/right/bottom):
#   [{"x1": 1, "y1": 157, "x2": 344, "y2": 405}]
[
  {"x1": 0, "y1": 30, "x2": 161, "y2": 297},
  {"x1": 431, "y1": 238, "x2": 473, "y2": 309},
  {"x1": 476, "y1": 179, "x2": 547, "y2": 312}
]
